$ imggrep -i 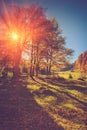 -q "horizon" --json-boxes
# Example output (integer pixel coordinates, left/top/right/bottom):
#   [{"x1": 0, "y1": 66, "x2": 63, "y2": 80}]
[{"x1": 0, "y1": 0, "x2": 87, "y2": 63}]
